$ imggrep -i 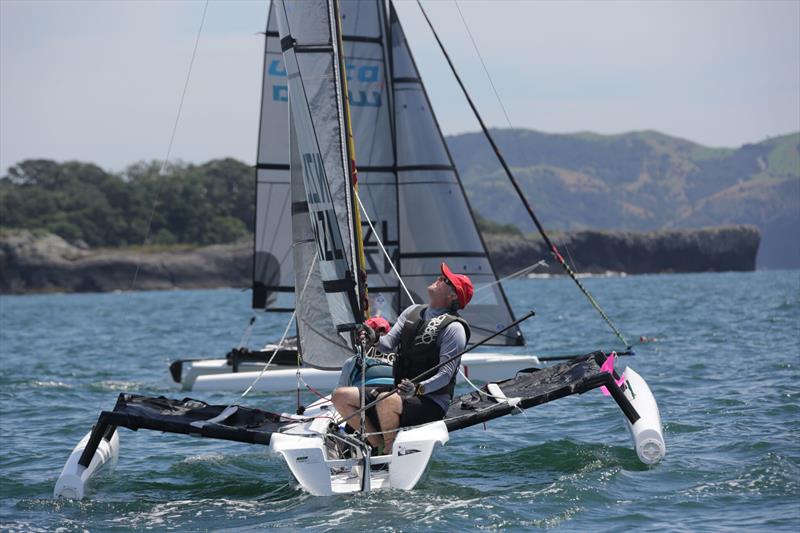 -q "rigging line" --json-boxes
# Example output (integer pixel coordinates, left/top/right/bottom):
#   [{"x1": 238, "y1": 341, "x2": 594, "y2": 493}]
[
  {"x1": 240, "y1": 251, "x2": 319, "y2": 399},
  {"x1": 453, "y1": 0, "x2": 515, "y2": 130},
  {"x1": 236, "y1": 316, "x2": 257, "y2": 350},
  {"x1": 560, "y1": 238, "x2": 580, "y2": 274},
  {"x1": 355, "y1": 190, "x2": 416, "y2": 305},
  {"x1": 130, "y1": 0, "x2": 209, "y2": 290},
  {"x1": 474, "y1": 260, "x2": 547, "y2": 294},
  {"x1": 416, "y1": 0, "x2": 630, "y2": 349}
]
